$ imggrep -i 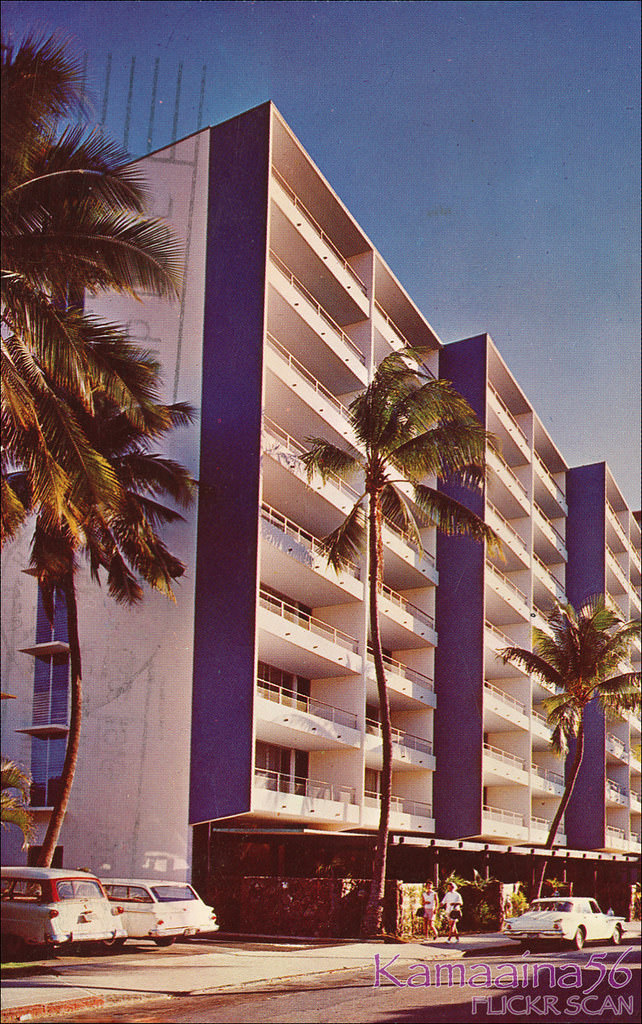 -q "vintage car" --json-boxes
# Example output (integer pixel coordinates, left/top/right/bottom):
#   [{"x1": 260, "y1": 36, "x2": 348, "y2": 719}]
[
  {"x1": 1, "y1": 867, "x2": 126, "y2": 957},
  {"x1": 101, "y1": 879, "x2": 218, "y2": 946},
  {"x1": 504, "y1": 897, "x2": 626, "y2": 949}
]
